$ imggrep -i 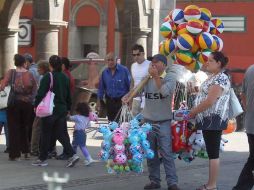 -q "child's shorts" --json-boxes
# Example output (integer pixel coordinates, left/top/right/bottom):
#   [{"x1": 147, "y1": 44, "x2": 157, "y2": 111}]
[{"x1": 72, "y1": 130, "x2": 86, "y2": 147}]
